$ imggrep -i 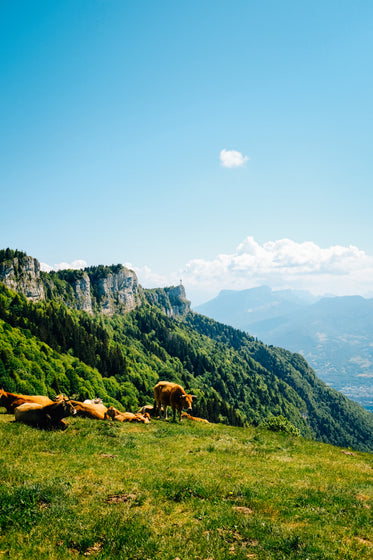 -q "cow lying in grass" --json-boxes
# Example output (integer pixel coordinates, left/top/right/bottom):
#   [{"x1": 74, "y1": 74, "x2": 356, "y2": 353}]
[
  {"x1": 104, "y1": 406, "x2": 150, "y2": 423},
  {"x1": 0, "y1": 389, "x2": 54, "y2": 413},
  {"x1": 181, "y1": 412, "x2": 209, "y2": 423},
  {"x1": 14, "y1": 399, "x2": 76, "y2": 430},
  {"x1": 137, "y1": 404, "x2": 162, "y2": 417},
  {"x1": 54, "y1": 395, "x2": 108, "y2": 420},
  {"x1": 68, "y1": 400, "x2": 108, "y2": 420},
  {"x1": 154, "y1": 381, "x2": 197, "y2": 422}
]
